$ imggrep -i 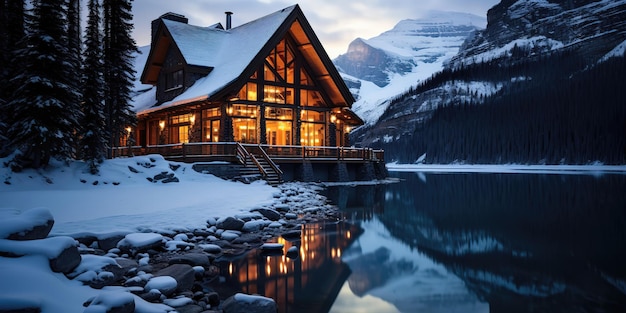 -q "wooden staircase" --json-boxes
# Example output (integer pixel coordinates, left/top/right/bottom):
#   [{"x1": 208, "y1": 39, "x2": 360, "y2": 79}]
[{"x1": 236, "y1": 143, "x2": 283, "y2": 186}]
